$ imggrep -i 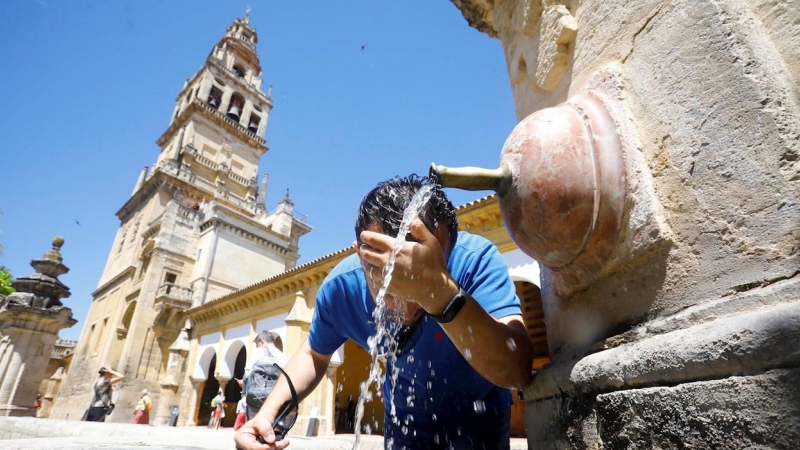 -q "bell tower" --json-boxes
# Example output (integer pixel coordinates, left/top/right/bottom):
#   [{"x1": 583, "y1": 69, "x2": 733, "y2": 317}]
[
  {"x1": 51, "y1": 16, "x2": 312, "y2": 425},
  {"x1": 154, "y1": 15, "x2": 271, "y2": 215}
]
